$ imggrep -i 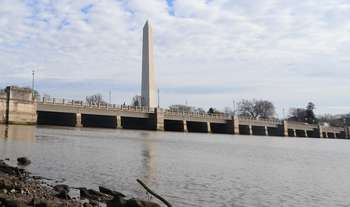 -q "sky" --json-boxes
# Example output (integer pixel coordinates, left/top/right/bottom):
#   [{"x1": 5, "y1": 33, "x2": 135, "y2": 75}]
[{"x1": 0, "y1": 0, "x2": 350, "y2": 117}]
